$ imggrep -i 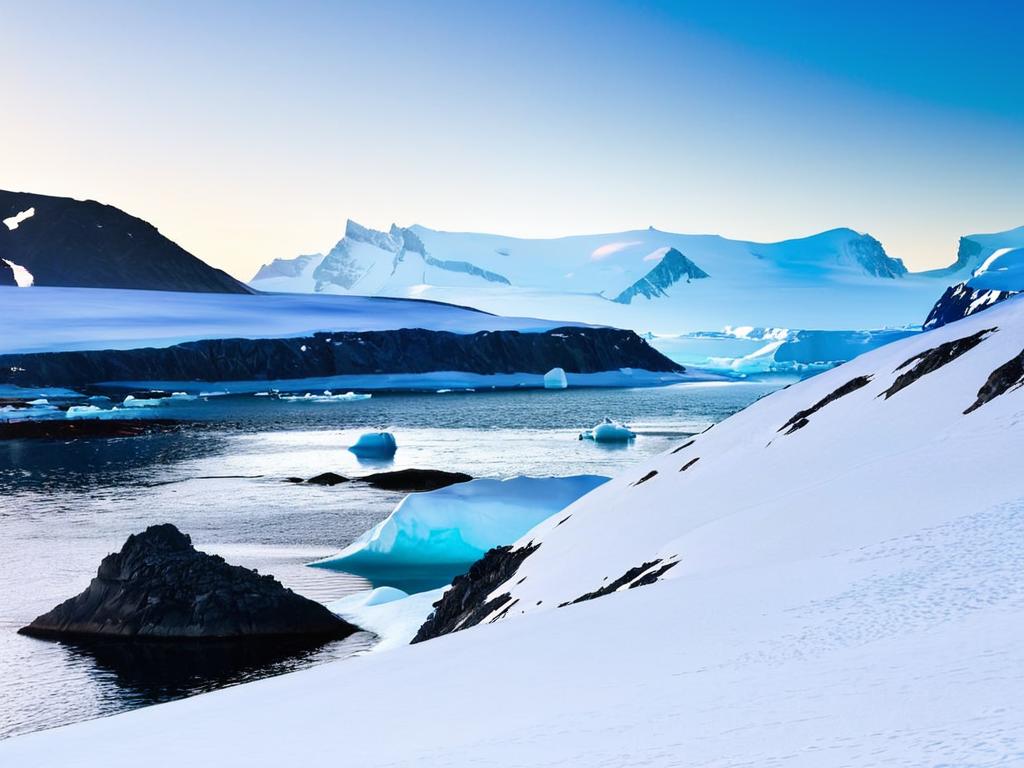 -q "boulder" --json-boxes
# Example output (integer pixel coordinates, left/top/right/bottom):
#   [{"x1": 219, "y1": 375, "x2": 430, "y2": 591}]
[
  {"x1": 20, "y1": 524, "x2": 357, "y2": 640},
  {"x1": 359, "y1": 469, "x2": 472, "y2": 492}
]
